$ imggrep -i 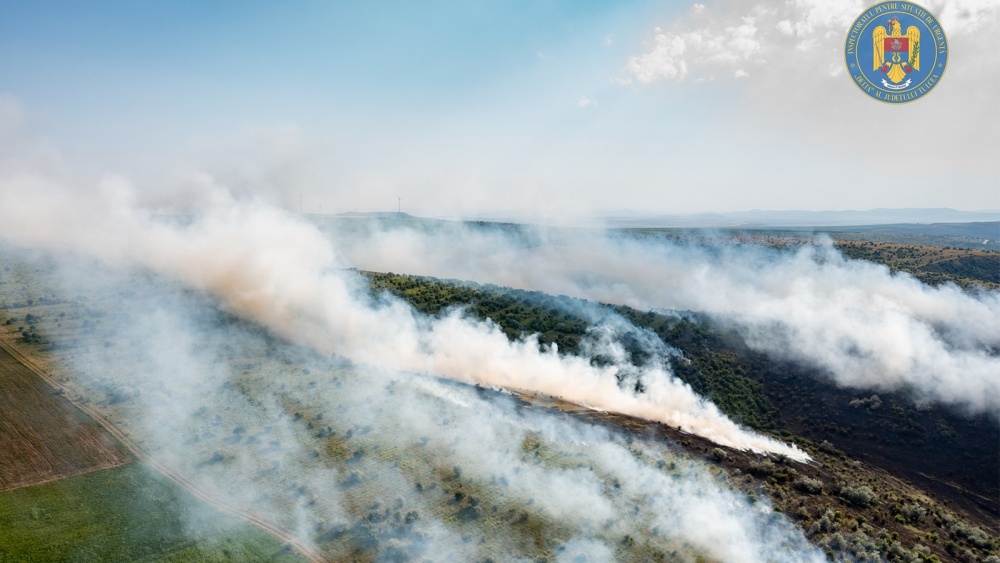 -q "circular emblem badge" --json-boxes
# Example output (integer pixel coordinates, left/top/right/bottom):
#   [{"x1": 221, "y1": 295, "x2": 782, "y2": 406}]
[{"x1": 845, "y1": 2, "x2": 948, "y2": 103}]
